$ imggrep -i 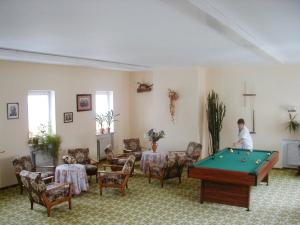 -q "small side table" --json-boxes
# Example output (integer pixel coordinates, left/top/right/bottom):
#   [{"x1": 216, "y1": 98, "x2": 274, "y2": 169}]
[
  {"x1": 141, "y1": 151, "x2": 166, "y2": 174},
  {"x1": 55, "y1": 164, "x2": 89, "y2": 195}
]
